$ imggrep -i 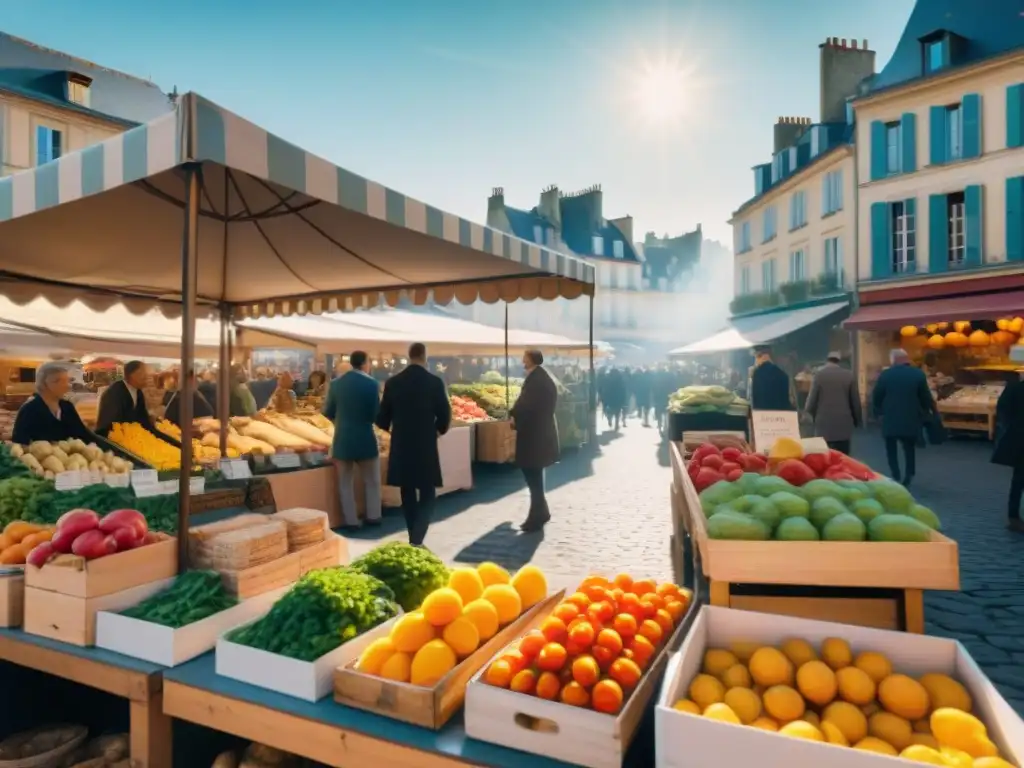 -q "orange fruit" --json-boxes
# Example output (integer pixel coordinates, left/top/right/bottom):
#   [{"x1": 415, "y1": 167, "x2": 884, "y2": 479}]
[
  {"x1": 619, "y1": 593, "x2": 645, "y2": 620},
  {"x1": 566, "y1": 592, "x2": 592, "y2": 610},
  {"x1": 580, "y1": 575, "x2": 611, "y2": 590},
  {"x1": 613, "y1": 573, "x2": 634, "y2": 591},
  {"x1": 540, "y1": 616, "x2": 568, "y2": 644},
  {"x1": 593, "y1": 679, "x2": 625, "y2": 714},
  {"x1": 642, "y1": 593, "x2": 666, "y2": 611},
  {"x1": 484, "y1": 659, "x2": 513, "y2": 688},
  {"x1": 609, "y1": 587, "x2": 624, "y2": 604},
  {"x1": 559, "y1": 666, "x2": 574, "y2": 684},
  {"x1": 536, "y1": 671, "x2": 561, "y2": 700},
  {"x1": 552, "y1": 602, "x2": 580, "y2": 623},
  {"x1": 588, "y1": 600, "x2": 616, "y2": 624},
  {"x1": 592, "y1": 644, "x2": 617, "y2": 670},
  {"x1": 613, "y1": 613, "x2": 638, "y2": 638},
  {"x1": 536, "y1": 643, "x2": 568, "y2": 672},
  {"x1": 560, "y1": 681, "x2": 590, "y2": 707},
  {"x1": 656, "y1": 582, "x2": 680, "y2": 599},
  {"x1": 565, "y1": 640, "x2": 588, "y2": 656},
  {"x1": 596, "y1": 628, "x2": 624, "y2": 656},
  {"x1": 654, "y1": 609, "x2": 675, "y2": 635},
  {"x1": 664, "y1": 599, "x2": 686, "y2": 623},
  {"x1": 572, "y1": 655, "x2": 601, "y2": 687},
  {"x1": 502, "y1": 649, "x2": 528, "y2": 674},
  {"x1": 629, "y1": 636, "x2": 656, "y2": 668},
  {"x1": 609, "y1": 657, "x2": 643, "y2": 689},
  {"x1": 583, "y1": 584, "x2": 610, "y2": 603},
  {"x1": 630, "y1": 579, "x2": 657, "y2": 596},
  {"x1": 567, "y1": 620, "x2": 596, "y2": 648},
  {"x1": 510, "y1": 669, "x2": 537, "y2": 694},
  {"x1": 637, "y1": 619, "x2": 663, "y2": 646},
  {"x1": 519, "y1": 630, "x2": 546, "y2": 660}
]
